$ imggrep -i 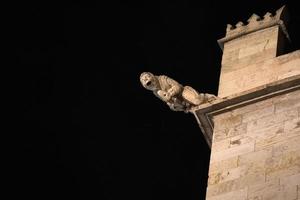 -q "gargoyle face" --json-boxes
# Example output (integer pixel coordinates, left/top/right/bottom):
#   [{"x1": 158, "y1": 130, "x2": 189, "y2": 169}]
[{"x1": 140, "y1": 72, "x2": 159, "y2": 91}]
